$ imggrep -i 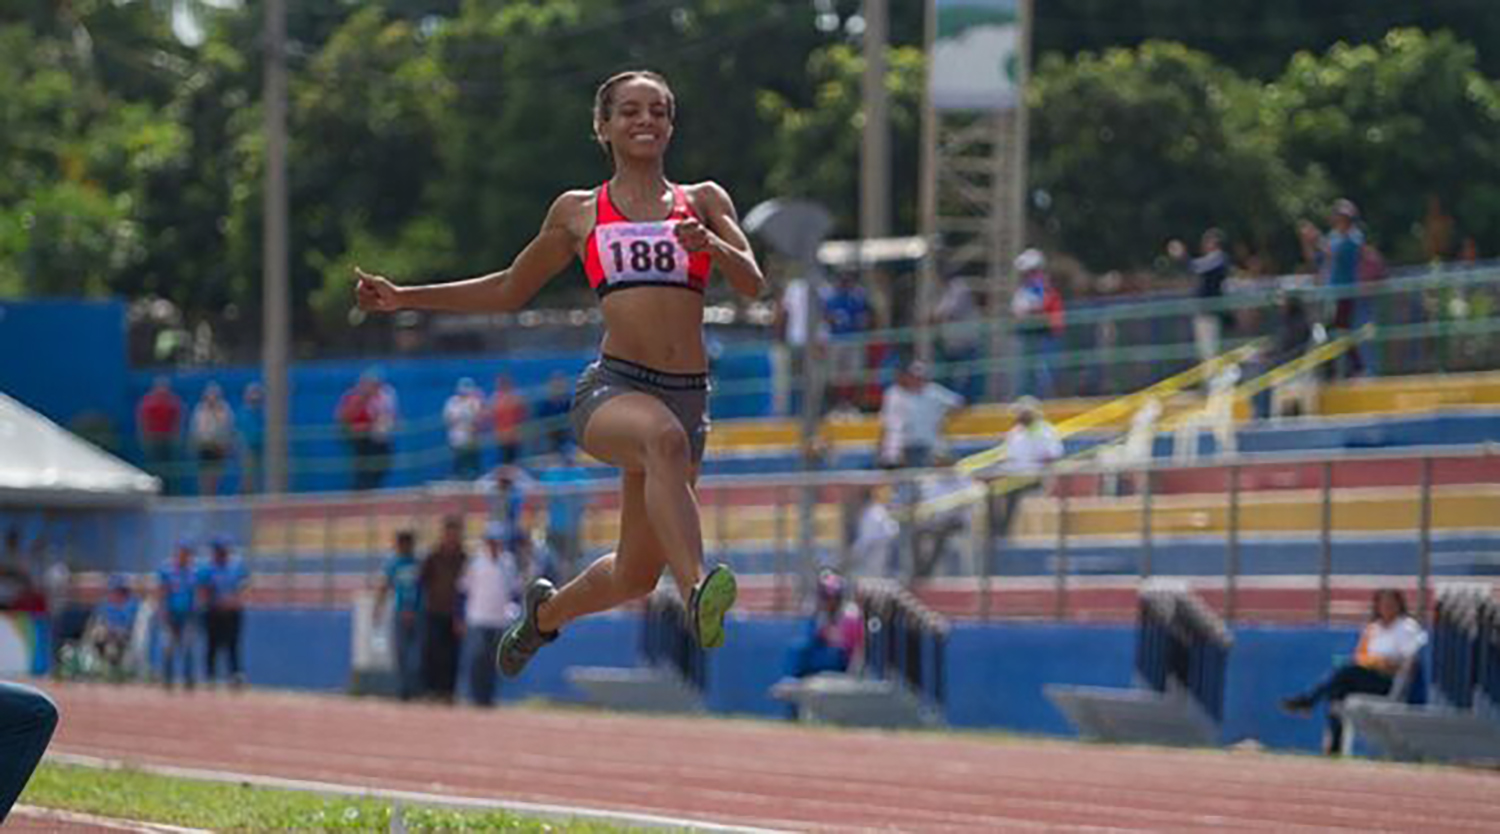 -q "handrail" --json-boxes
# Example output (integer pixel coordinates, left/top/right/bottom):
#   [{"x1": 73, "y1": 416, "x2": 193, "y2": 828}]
[
  {"x1": 150, "y1": 439, "x2": 1499, "y2": 509},
  {"x1": 954, "y1": 342, "x2": 1263, "y2": 476}
]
